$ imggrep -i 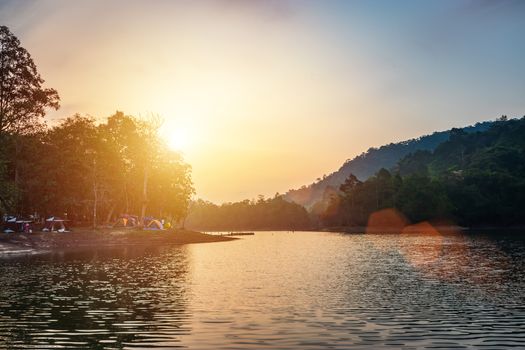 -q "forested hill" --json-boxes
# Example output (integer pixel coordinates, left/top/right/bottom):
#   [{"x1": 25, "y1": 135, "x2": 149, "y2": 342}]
[
  {"x1": 317, "y1": 116, "x2": 525, "y2": 228},
  {"x1": 394, "y1": 116, "x2": 525, "y2": 226},
  {"x1": 284, "y1": 121, "x2": 494, "y2": 209}
]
